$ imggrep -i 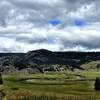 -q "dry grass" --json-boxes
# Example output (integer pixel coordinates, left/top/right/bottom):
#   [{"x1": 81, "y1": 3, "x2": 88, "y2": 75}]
[{"x1": 5, "y1": 89, "x2": 96, "y2": 100}]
